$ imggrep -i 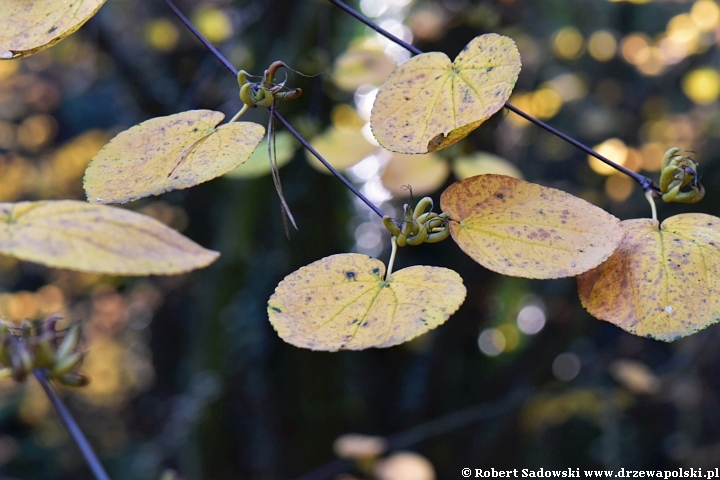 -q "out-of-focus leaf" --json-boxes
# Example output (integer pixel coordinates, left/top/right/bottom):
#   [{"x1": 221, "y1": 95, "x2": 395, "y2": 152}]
[
  {"x1": 267, "y1": 254, "x2": 465, "y2": 351},
  {"x1": 371, "y1": 34, "x2": 521, "y2": 153},
  {"x1": 0, "y1": 0, "x2": 106, "y2": 59},
  {"x1": 305, "y1": 127, "x2": 377, "y2": 174},
  {"x1": 0, "y1": 200, "x2": 218, "y2": 275},
  {"x1": 578, "y1": 214, "x2": 720, "y2": 341},
  {"x1": 381, "y1": 152, "x2": 449, "y2": 195},
  {"x1": 440, "y1": 174, "x2": 623, "y2": 279},
  {"x1": 609, "y1": 359, "x2": 661, "y2": 394},
  {"x1": 225, "y1": 131, "x2": 297, "y2": 179},
  {"x1": 332, "y1": 41, "x2": 397, "y2": 92},
  {"x1": 84, "y1": 110, "x2": 264, "y2": 204},
  {"x1": 452, "y1": 151, "x2": 523, "y2": 180}
]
